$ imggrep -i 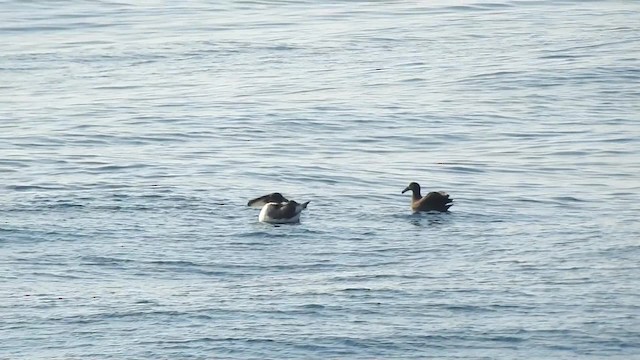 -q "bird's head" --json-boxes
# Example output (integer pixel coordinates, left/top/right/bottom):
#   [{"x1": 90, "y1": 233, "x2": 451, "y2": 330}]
[{"x1": 402, "y1": 182, "x2": 421, "y2": 194}]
